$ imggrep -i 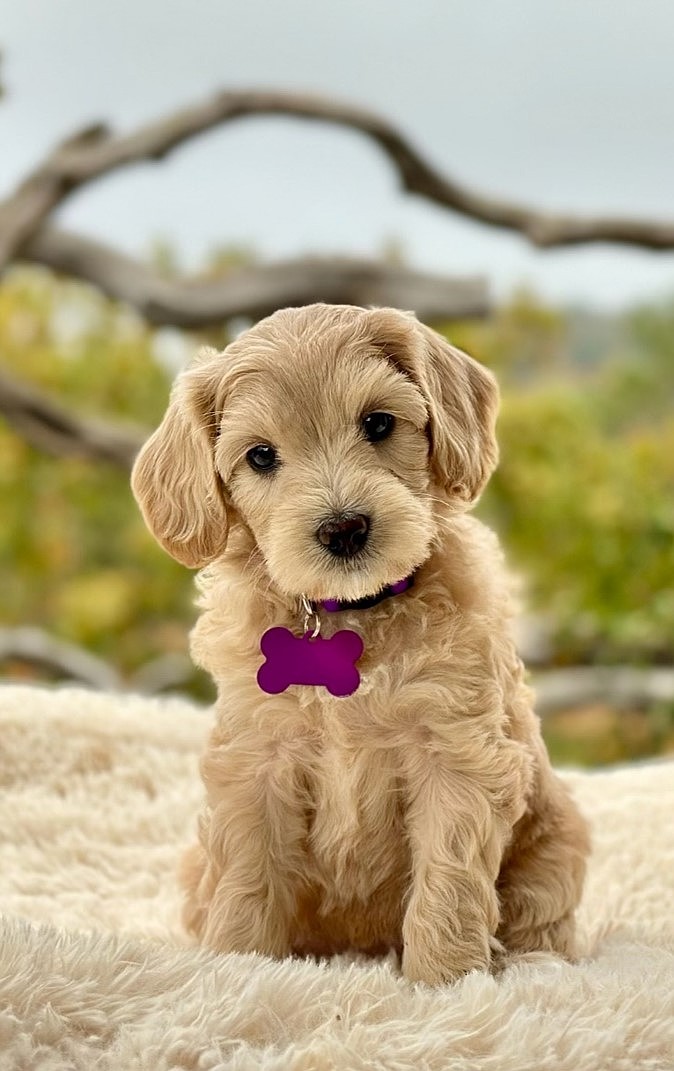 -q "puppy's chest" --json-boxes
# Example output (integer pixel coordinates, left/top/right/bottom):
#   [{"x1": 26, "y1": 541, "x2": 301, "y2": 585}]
[{"x1": 302, "y1": 736, "x2": 407, "y2": 895}]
